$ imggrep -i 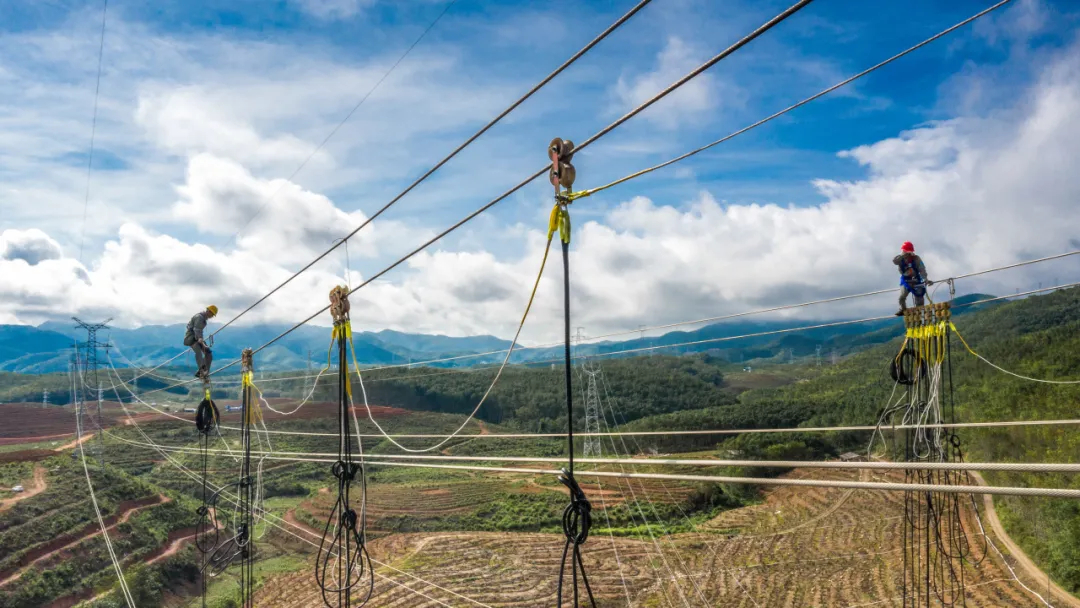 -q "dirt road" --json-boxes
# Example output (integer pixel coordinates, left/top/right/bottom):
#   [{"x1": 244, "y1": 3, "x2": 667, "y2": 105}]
[
  {"x1": 0, "y1": 465, "x2": 46, "y2": 513},
  {"x1": 971, "y1": 471, "x2": 1080, "y2": 608},
  {"x1": 55, "y1": 433, "x2": 93, "y2": 453}
]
